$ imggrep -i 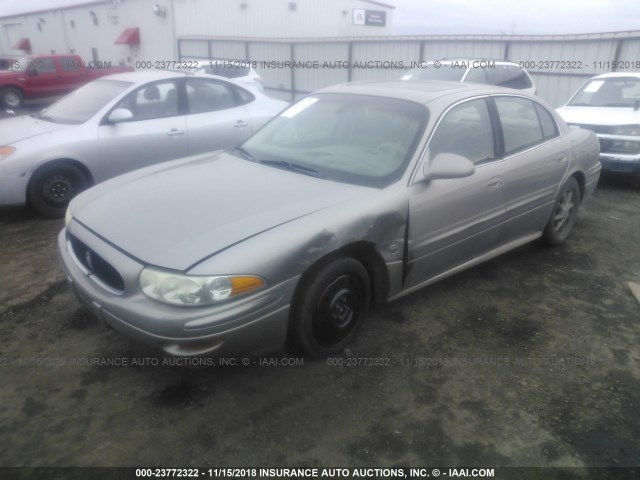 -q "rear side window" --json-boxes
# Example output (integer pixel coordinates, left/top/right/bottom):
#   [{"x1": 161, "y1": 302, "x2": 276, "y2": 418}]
[
  {"x1": 60, "y1": 56, "x2": 80, "y2": 71},
  {"x1": 486, "y1": 65, "x2": 532, "y2": 90},
  {"x1": 494, "y1": 97, "x2": 545, "y2": 155},
  {"x1": 186, "y1": 78, "x2": 254, "y2": 113}
]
